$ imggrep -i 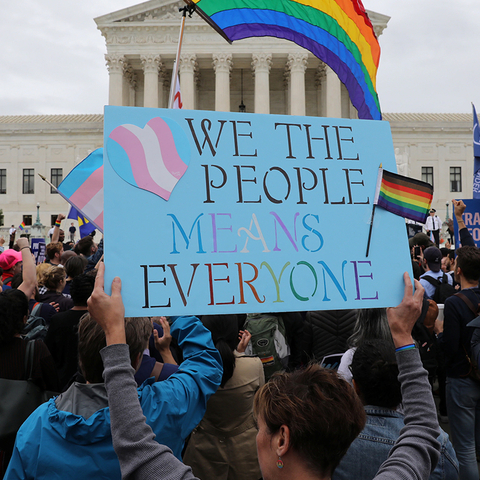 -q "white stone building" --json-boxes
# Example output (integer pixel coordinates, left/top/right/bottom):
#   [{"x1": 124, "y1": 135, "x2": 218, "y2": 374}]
[{"x1": 0, "y1": 0, "x2": 474, "y2": 234}]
